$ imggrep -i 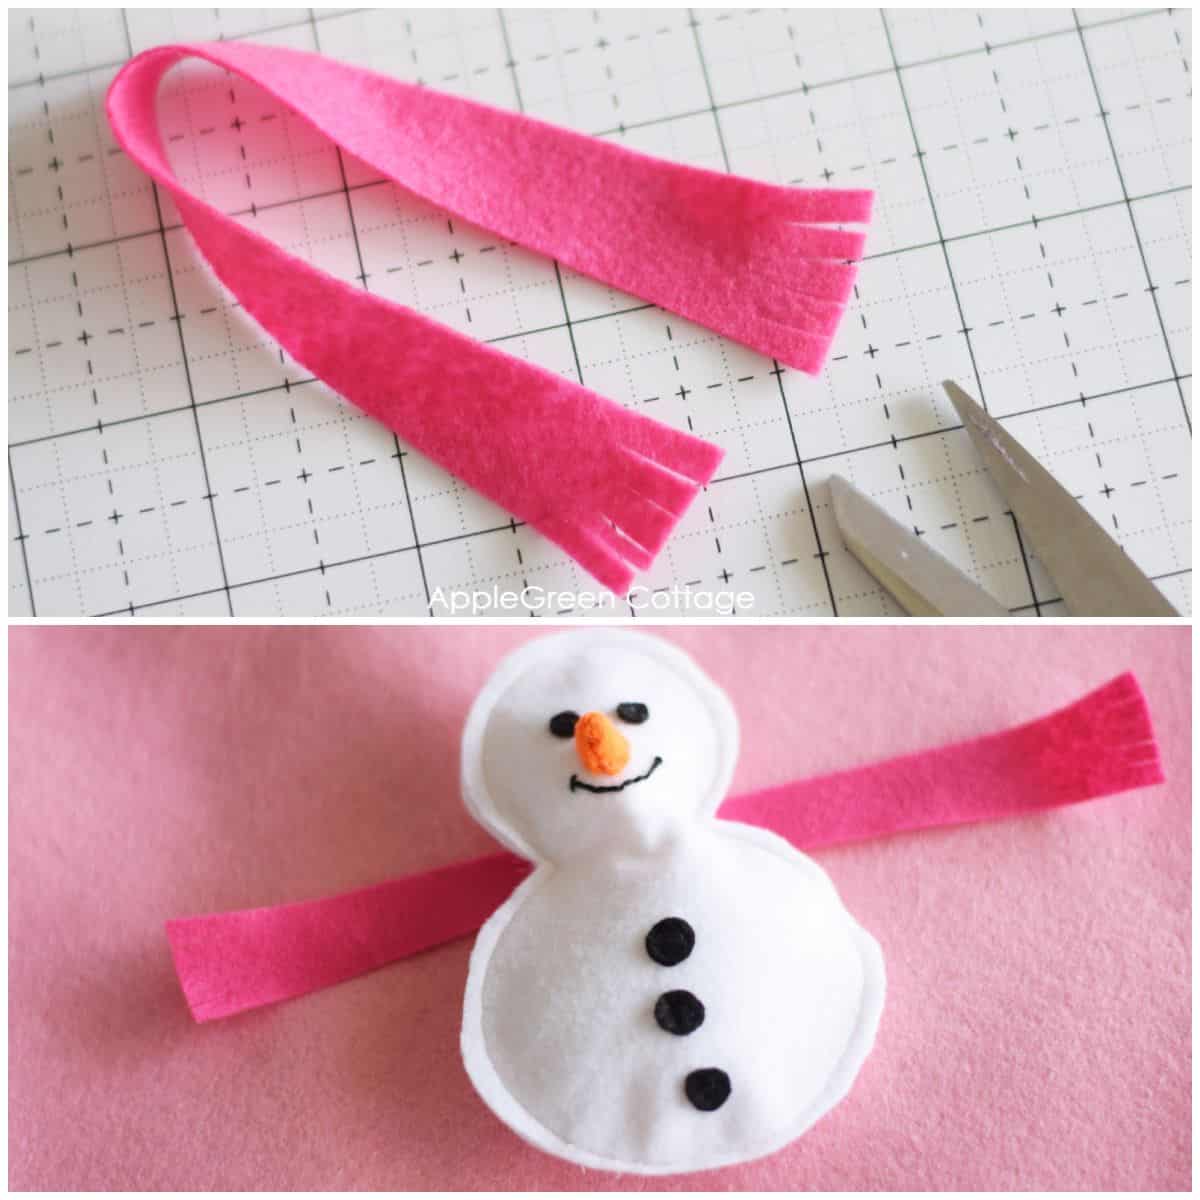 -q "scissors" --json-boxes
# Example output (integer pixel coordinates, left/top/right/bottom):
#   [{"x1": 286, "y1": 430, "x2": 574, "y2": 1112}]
[{"x1": 829, "y1": 381, "x2": 1180, "y2": 617}]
